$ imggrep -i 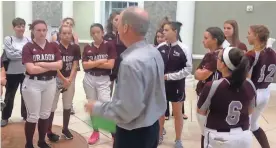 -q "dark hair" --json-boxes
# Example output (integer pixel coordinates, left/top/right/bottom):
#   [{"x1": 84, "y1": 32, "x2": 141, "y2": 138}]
[
  {"x1": 106, "y1": 11, "x2": 120, "y2": 34},
  {"x1": 206, "y1": 27, "x2": 225, "y2": 47},
  {"x1": 154, "y1": 28, "x2": 164, "y2": 46},
  {"x1": 164, "y1": 21, "x2": 183, "y2": 42},
  {"x1": 12, "y1": 17, "x2": 26, "y2": 27},
  {"x1": 250, "y1": 25, "x2": 270, "y2": 47},
  {"x1": 59, "y1": 25, "x2": 72, "y2": 34},
  {"x1": 62, "y1": 17, "x2": 75, "y2": 27},
  {"x1": 222, "y1": 47, "x2": 249, "y2": 90},
  {"x1": 159, "y1": 16, "x2": 170, "y2": 29},
  {"x1": 90, "y1": 23, "x2": 104, "y2": 32},
  {"x1": 224, "y1": 20, "x2": 240, "y2": 46},
  {"x1": 29, "y1": 20, "x2": 47, "y2": 39}
]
